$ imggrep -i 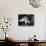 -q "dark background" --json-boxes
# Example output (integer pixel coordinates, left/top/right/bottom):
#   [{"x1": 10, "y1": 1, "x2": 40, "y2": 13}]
[{"x1": 18, "y1": 14, "x2": 34, "y2": 26}]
